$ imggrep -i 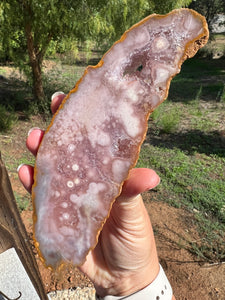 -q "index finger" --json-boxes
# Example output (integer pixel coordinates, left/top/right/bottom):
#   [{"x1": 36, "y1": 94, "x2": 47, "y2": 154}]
[
  {"x1": 51, "y1": 92, "x2": 66, "y2": 114},
  {"x1": 26, "y1": 92, "x2": 66, "y2": 156}
]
